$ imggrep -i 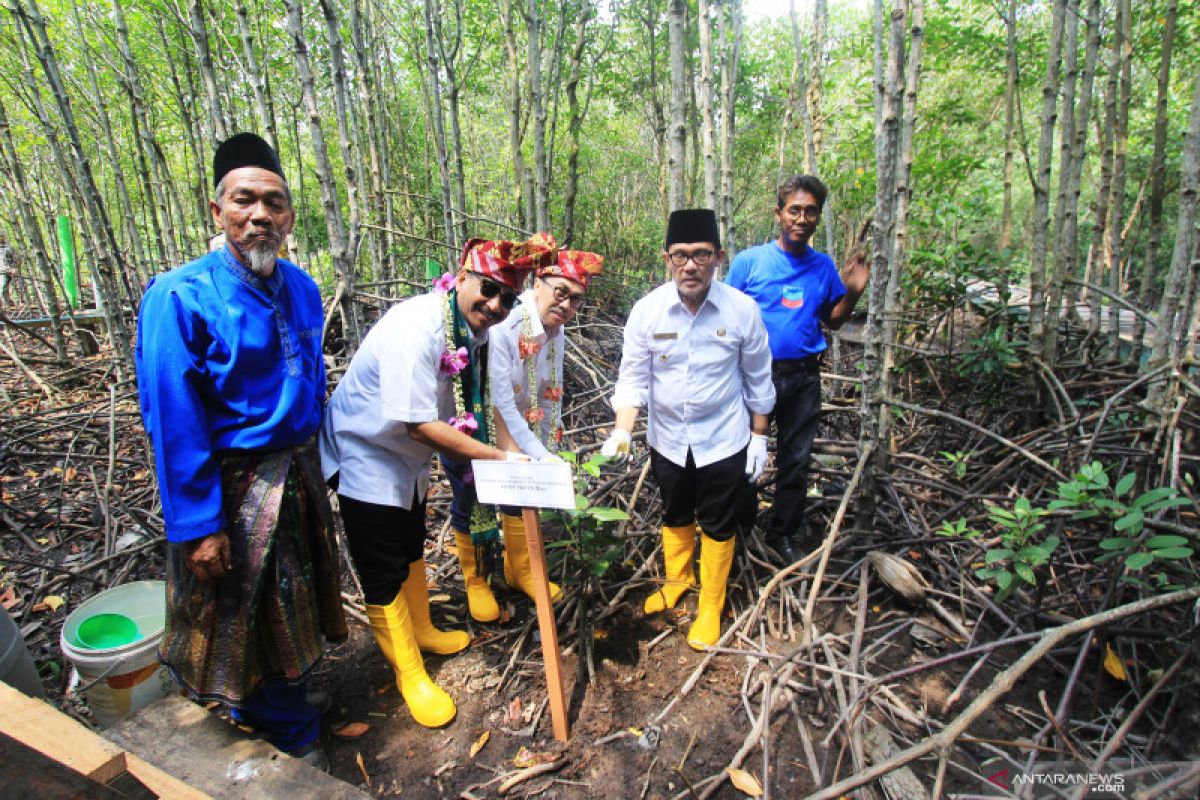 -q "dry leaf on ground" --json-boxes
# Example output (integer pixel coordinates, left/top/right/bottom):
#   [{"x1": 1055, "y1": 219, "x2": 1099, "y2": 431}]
[
  {"x1": 356, "y1": 751, "x2": 371, "y2": 786},
  {"x1": 332, "y1": 721, "x2": 370, "y2": 739},
  {"x1": 725, "y1": 767, "x2": 763, "y2": 796},
  {"x1": 1103, "y1": 642, "x2": 1128, "y2": 681},
  {"x1": 469, "y1": 730, "x2": 490, "y2": 758}
]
